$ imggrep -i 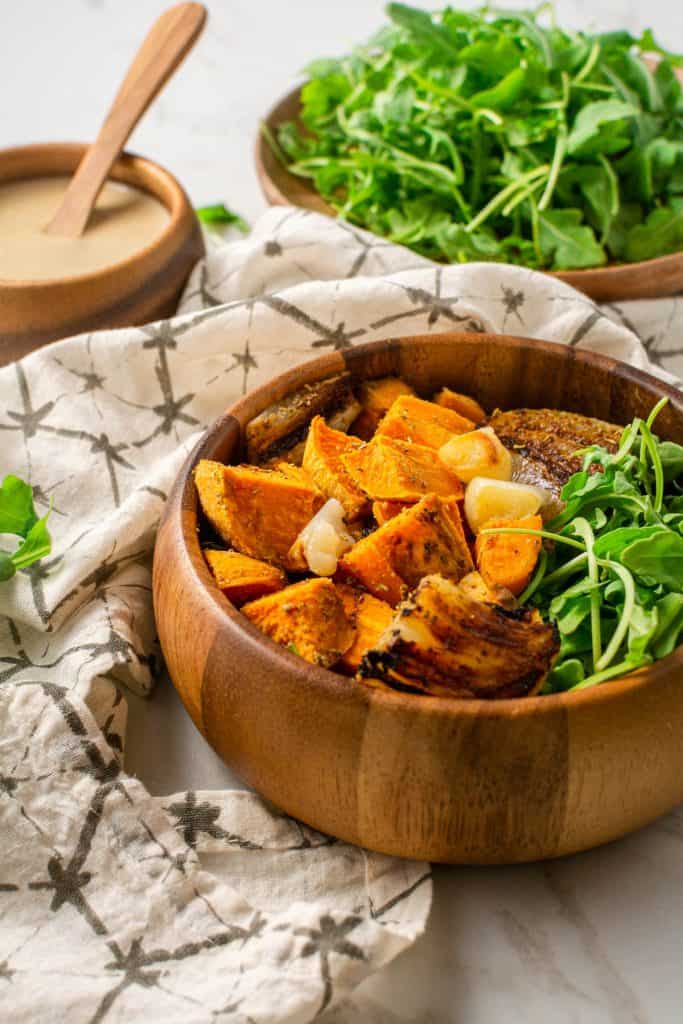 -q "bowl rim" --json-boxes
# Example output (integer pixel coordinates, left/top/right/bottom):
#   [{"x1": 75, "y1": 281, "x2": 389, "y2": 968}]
[
  {"x1": 174, "y1": 331, "x2": 683, "y2": 721},
  {"x1": 0, "y1": 141, "x2": 194, "y2": 290},
  {"x1": 254, "y1": 84, "x2": 683, "y2": 281}
]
